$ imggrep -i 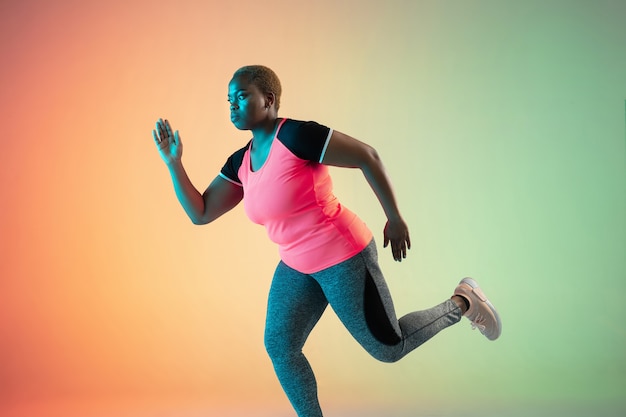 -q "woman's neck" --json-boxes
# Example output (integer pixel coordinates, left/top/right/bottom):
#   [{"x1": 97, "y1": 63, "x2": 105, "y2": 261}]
[{"x1": 251, "y1": 116, "x2": 280, "y2": 143}]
